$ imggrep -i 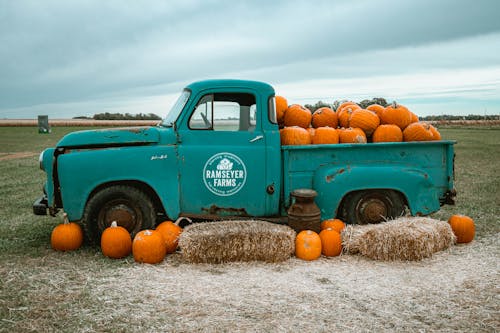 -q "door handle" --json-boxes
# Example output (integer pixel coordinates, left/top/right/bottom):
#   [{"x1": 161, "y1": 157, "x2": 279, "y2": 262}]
[{"x1": 249, "y1": 135, "x2": 264, "y2": 143}]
